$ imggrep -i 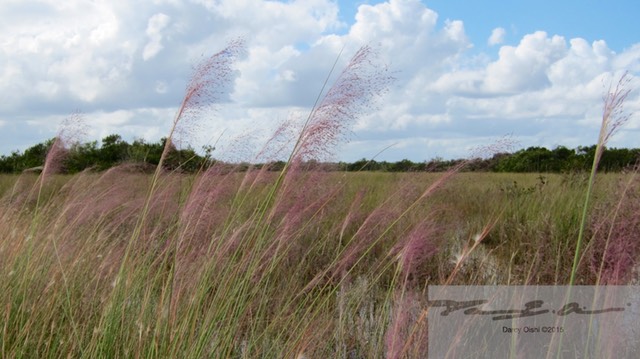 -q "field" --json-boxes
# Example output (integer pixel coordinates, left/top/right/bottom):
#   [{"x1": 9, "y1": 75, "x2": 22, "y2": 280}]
[
  {"x1": 1, "y1": 167, "x2": 637, "y2": 358},
  {"x1": 1, "y1": 41, "x2": 636, "y2": 358}
]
